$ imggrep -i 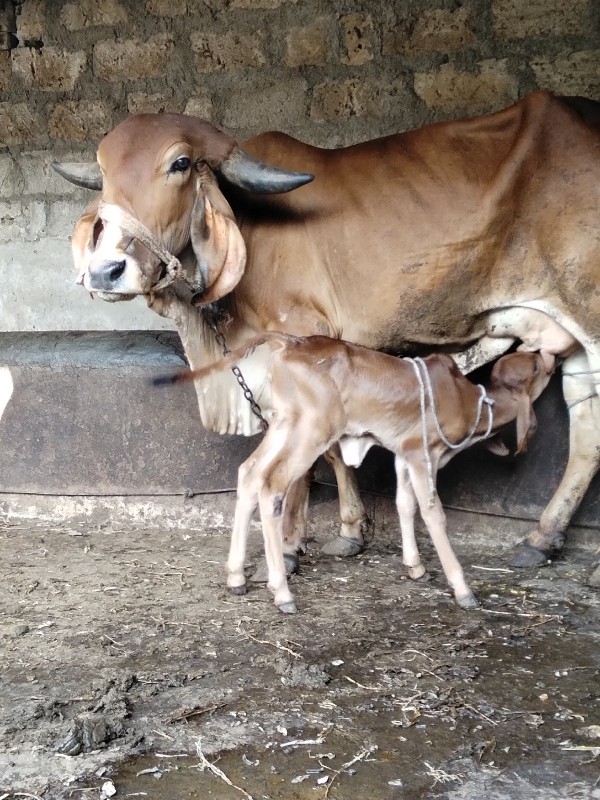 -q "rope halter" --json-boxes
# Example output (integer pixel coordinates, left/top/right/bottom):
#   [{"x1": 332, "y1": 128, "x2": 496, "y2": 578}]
[
  {"x1": 98, "y1": 201, "x2": 199, "y2": 294},
  {"x1": 407, "y1": 356, "x2": 495, "y2": 507}
]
